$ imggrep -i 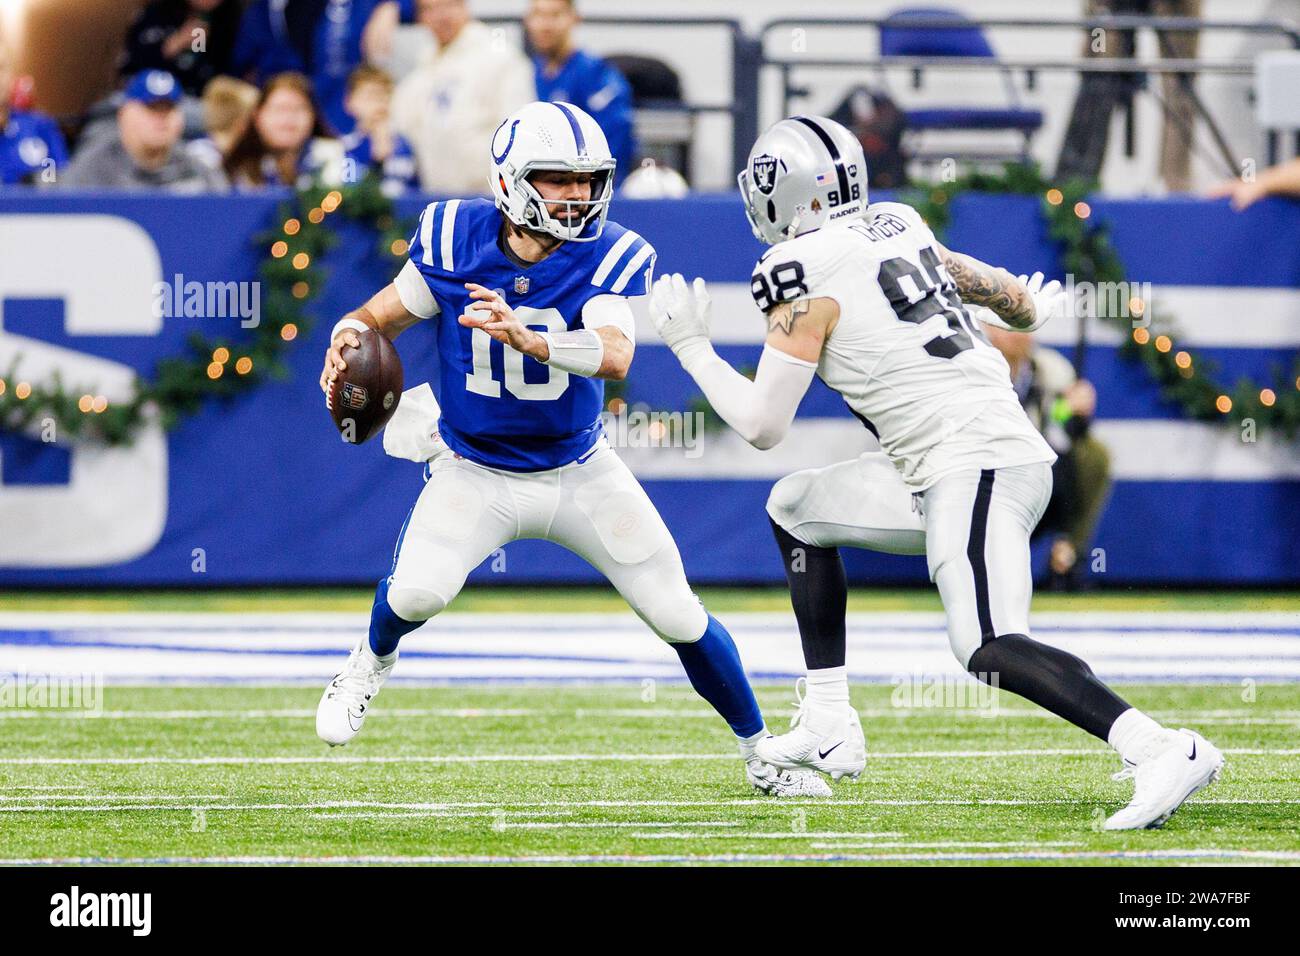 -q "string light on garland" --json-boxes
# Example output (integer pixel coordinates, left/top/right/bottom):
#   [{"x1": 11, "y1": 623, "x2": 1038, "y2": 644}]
[
  {"x1": 909, "y1": 164, "x2": 1300, "y2": 438},
  {"x1": 0, "y1": 173, "x2": 412, "y2": 446}
]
